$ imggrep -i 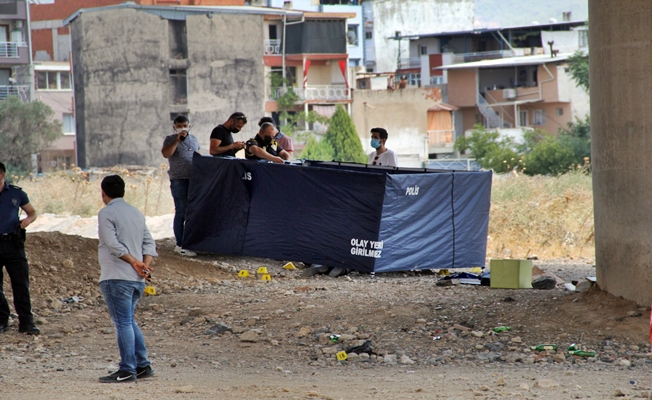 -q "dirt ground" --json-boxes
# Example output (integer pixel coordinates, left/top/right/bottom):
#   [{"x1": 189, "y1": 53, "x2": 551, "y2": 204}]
[{"x1": 1, "y1": 232, "x2": 651, "y2": 399}]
